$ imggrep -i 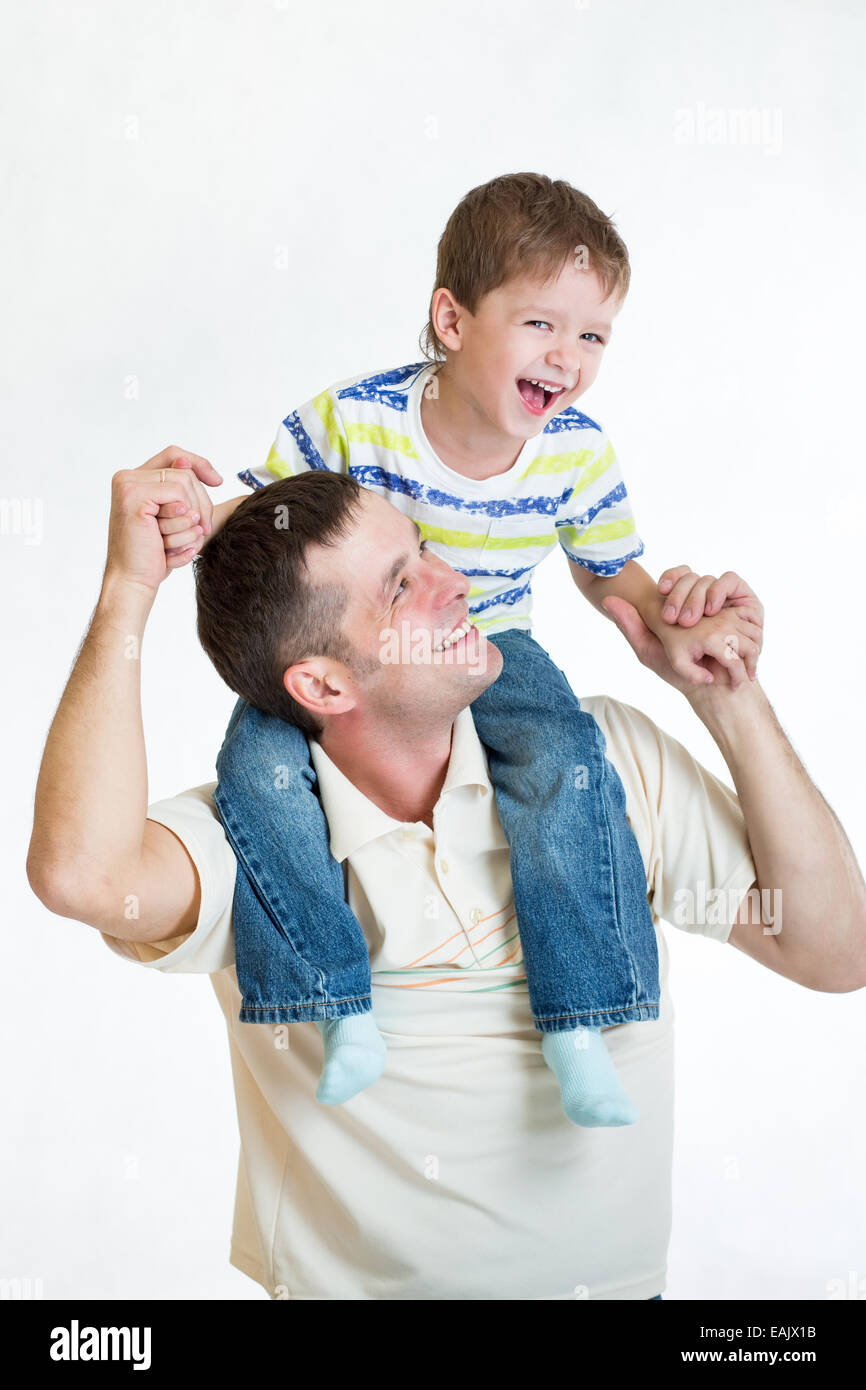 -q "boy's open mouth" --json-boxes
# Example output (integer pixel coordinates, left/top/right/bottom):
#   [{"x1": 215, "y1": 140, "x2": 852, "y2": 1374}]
[{"x1": 516, "y1": 377, "x2": 567, "y2": 415}]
